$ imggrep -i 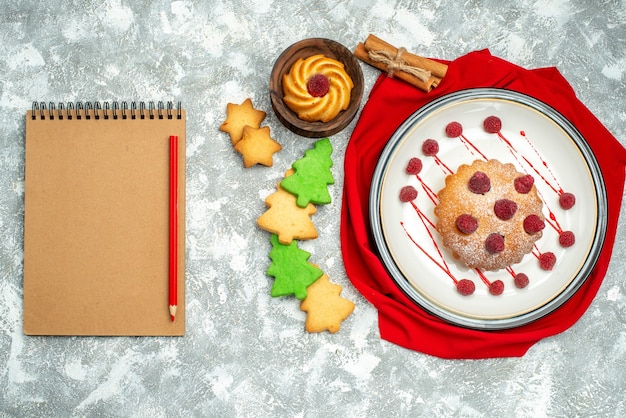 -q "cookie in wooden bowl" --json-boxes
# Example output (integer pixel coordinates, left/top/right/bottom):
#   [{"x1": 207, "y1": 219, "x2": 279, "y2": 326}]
[{"x1": 270, "y1": 38, "x2": 364, "y2": 138}]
